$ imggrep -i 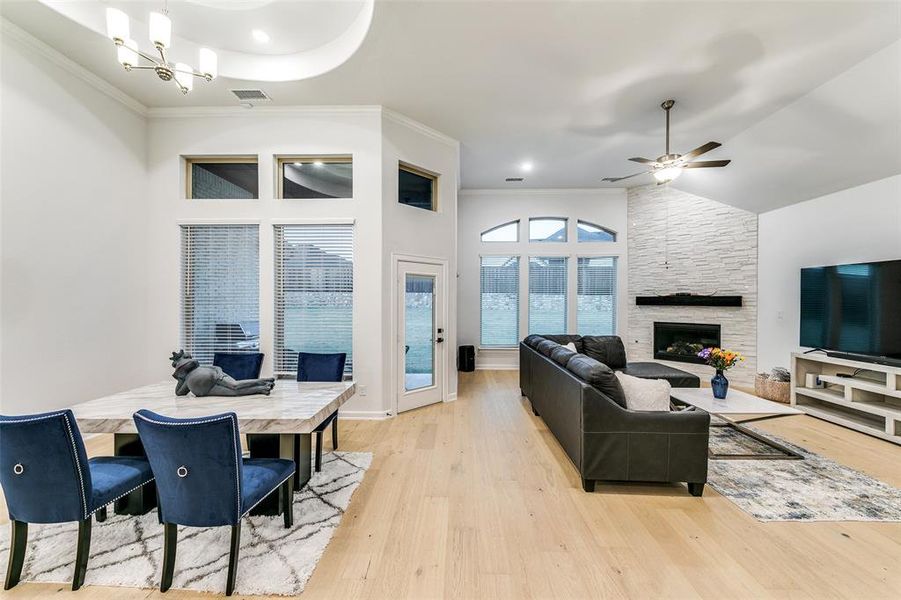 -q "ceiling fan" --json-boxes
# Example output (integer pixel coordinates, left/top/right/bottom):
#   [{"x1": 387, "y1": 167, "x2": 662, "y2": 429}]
[{"x1": 603, "y1": 99, "x2": 730, "y2": 184}]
